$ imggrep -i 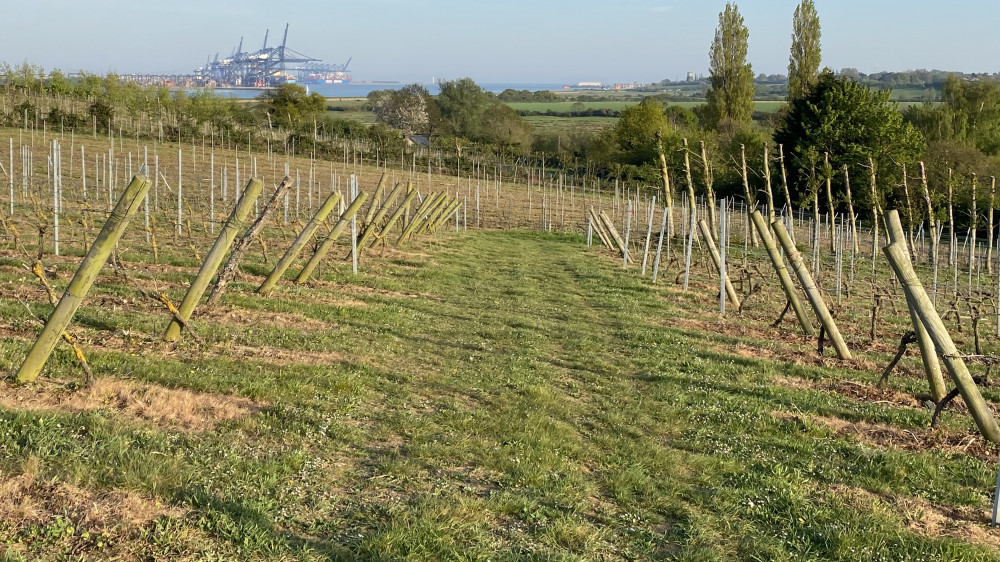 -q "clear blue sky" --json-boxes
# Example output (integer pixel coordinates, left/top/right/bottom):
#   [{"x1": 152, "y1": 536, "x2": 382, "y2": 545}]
[{"x1": 2, "y1": 0, "x2": 997, "y2": 84}]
